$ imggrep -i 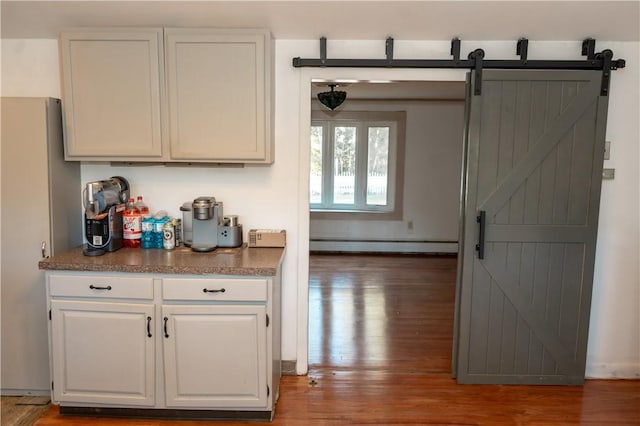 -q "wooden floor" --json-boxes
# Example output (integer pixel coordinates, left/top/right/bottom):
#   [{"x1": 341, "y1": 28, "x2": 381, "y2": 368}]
[
  {"x1": 1, "y1": 396, "x2": 51, "y2": 426},
  {"x1": 33, "y1": 254, "x2": 639, "y2": 425}
]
